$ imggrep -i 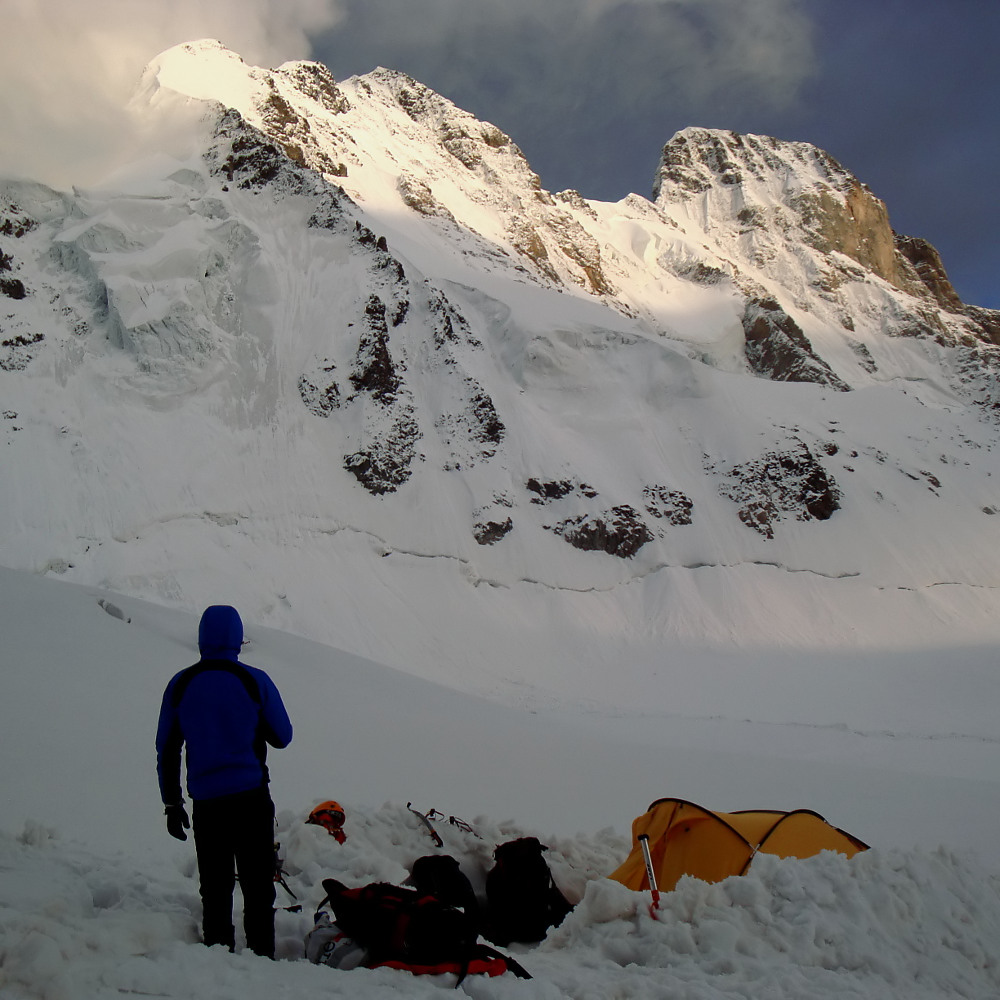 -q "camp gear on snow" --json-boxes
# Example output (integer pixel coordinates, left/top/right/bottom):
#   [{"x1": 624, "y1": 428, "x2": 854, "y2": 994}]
[
  {"x1": 638, "y1": 833, "x2": 661, "y2": 914},
  {"x1": 611, "y1": 797, "x2": 870, "y2": 894},
  {"x1": 165, "y1": 802, "x2": 189, "y2": 841},
  {"x1": 305, "y1": 911, "x2": 368, "y2": 969},
  {"x1": 307, "y1": 800, "x2": 347, "y2": 843},
  {"x1": 447, "y1": 814, "x2": 479, "y2": 837},
  {"x1": 407, "y1": 802, "x2": 444, "y2": 846},
  {"x1": 484, "y1": 837, "x2": 573, "y2": 946},
  {"x1": 320, "y1": 878, "x2": 474, "y2": 966},
  {"x1": 272, "y1": 841, "x2": 301, "y2": 911},
  {"x1": 318, "y1": 878, "x2": 530, "y2": 985},
  {"x1": 404, "y1": 855, "x2": 480, "y2": 928}
]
